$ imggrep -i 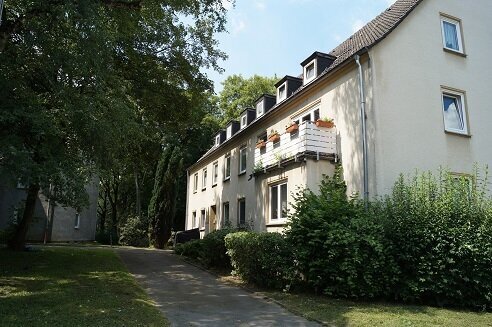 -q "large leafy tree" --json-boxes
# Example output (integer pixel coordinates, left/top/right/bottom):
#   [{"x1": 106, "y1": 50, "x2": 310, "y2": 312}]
[
  {"x1": 0, "y1": 0, "x2": 229, "y2": 250},
  {"x1": 217, "y1": 74, "x2": 277, "y2": 124}
]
